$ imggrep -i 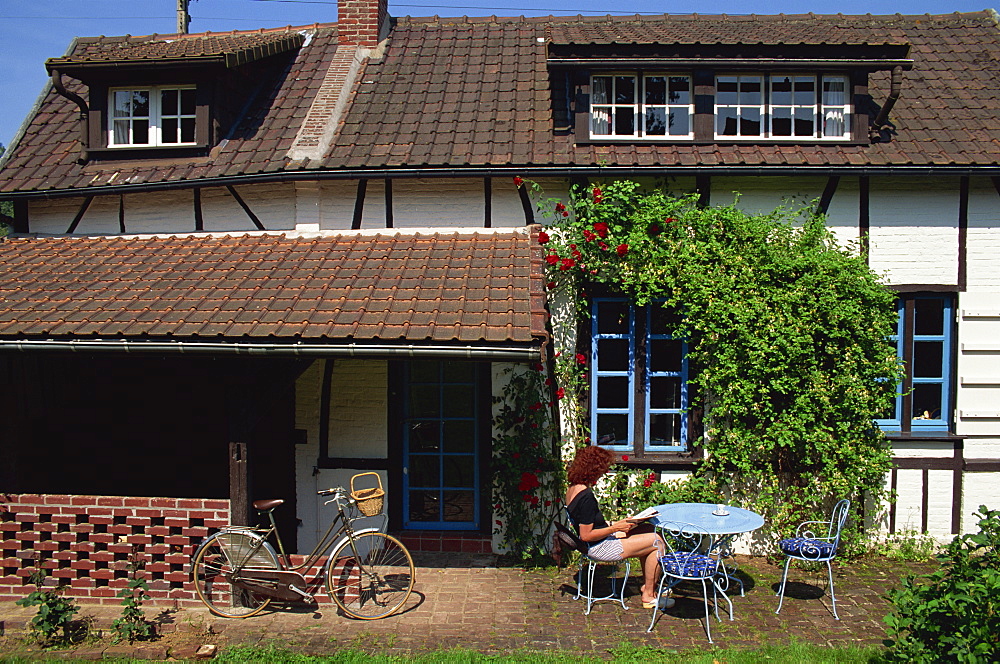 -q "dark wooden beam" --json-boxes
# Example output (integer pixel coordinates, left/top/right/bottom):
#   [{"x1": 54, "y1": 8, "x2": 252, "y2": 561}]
[
  {"x1": 921, "y1": 467, "x2": 930, "y2": 534},
  {"x1": 952, "y1": 438, "x2": 963, "y2": 534},
  {"x1": 958, "y1": 176, "x2": 968, "y2": 292},
  {"x1": 352, "y1": 179, "x2": 368, "y2": 230},
  {"x1": 859, "y1": 176, "x2": 870, "y2": 259},
  {"x1": 65, "y1": 195, "x2": 94, "y2": 234},
  {"x1": 384, "y1": 178, "x2": 393, "y2": 228},
  {"x1": 229, "y1": 441, "x2": 250, "y2": 526},
  {"x1": 319, "y1": 359, "x2": 334, "y2": 461},
  {"x1": 118, "y1": 194, "x2": 126, "y2": 233},
  {"x1": 194, "y1": 187, "x2": 204, "y2": 232},
  {"x1": 226, "y1": 185, "x2": 266, "y2": 231},
  {"x1": 889, "y1": 467, "x2": 898, "y2": 534},
  {"x1": 517, "y1": 179, "x2": 534, "y2": 225},
  {"x1": 695, "y1": 175, "x2": 711, "y2": 208},
  {"x1": 816, "y1": 176, "x2": 840, "y2": 216},
  {"x1": 484, "y1": 176, "x2": 492, "y2": 228}
]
